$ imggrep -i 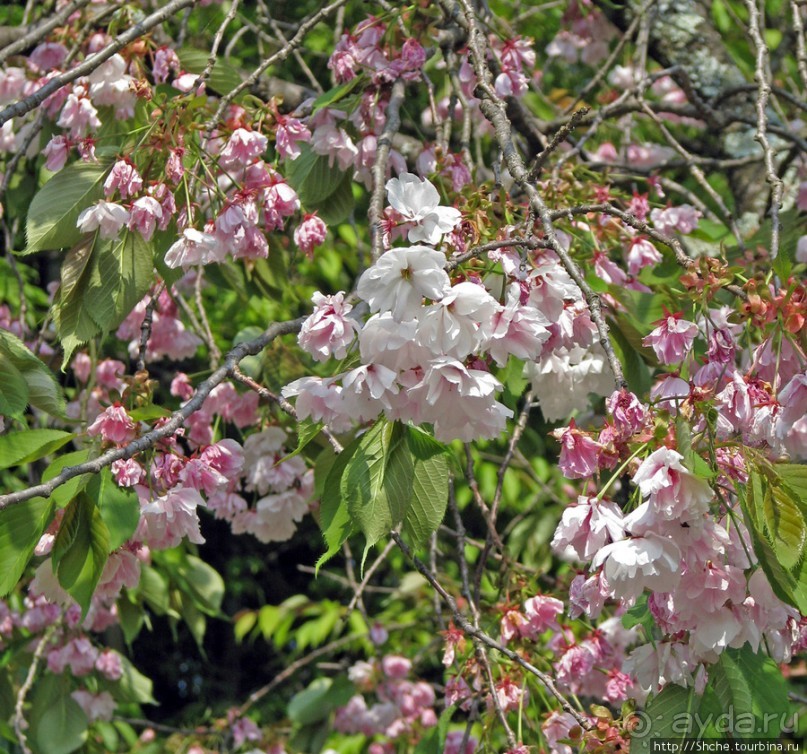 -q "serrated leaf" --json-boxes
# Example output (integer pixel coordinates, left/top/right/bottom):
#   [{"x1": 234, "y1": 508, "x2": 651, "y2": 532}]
[
  {"x1": 279, "y1": 417, "x2": 325, "y2": 463},
  {"x1": 403, "y1": 428, "x2": 450, "y2": 548},
  {"x1": 317, "y1": 439, "x2": 361, "y2": 569},
  {"x1": 286, "y1": 144, "x2": 347, "y2": 206},
  {"x1": 0, "y1": 353, "x2": 27, "y2": 416},
  {"x1": 84, "y1": 231, "x2": 153, "y2": 332},
  {"x1": 308, "y1": 171, "x2": 355, "y2": 226},
  {"x1": 630, "y1": 684, "x2": 700, "y2": 752},
  {"x1": 52, "y1": 494, "x2": 110, "y2": 615},
  {"x1": 310, "y1": 77, "x2": 364, "y2": 114},
  {"x1": 25, "y1": 160, "x2": 109, "y2": 253},
  {"x1": 53, "y1": 236, "x2": 101, "y2": 367},
  {"x1": 343, "y1": 421, "x2": 410, "y2": 565},
  {"x1": 740, "y1": 465, "x2": 807, "y2": 612},
  {"x1": 0, "y1": 496, "x2": 54, "y2": 596},
  {"x1": 0, "y1": 430, "x2": 74, "y2": 469},
  {"x1": 762, "y1": 484, "x2": 806, "y2": 570},
  {"x1": 701, "y1": 646, "x2": 789, "y2": 738},
  {"x1": 0, "y1": 330, "x2": 66, "y2": 417},
  {"x1": 178, "y1": 554, "x2": 225, "y2": 616}
]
